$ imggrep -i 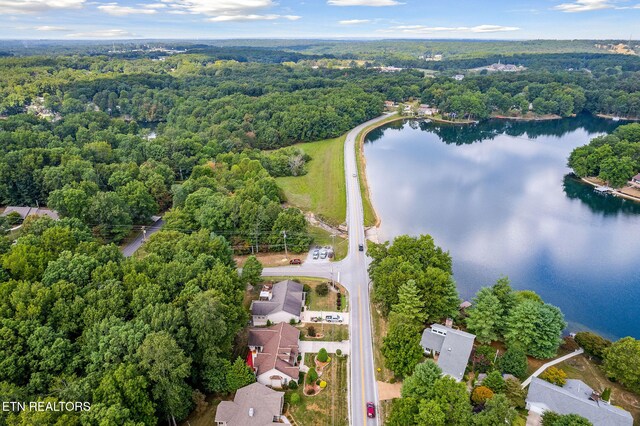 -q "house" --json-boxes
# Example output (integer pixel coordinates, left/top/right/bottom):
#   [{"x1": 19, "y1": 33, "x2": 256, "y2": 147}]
[
  {"x1": 453, "y1": 74, "x2": 465, "y2": 81},
  {"x1": 631, "y1": 173, "x2": 640, "y2": 185},
  {"x1": 384, "y1": 100, "x2": 397, "y2": 109},
  {"x1": 1, "y1": 206, "x2": 59, "y2": 221},
  {"x1": 420, "y1": 320, "x2": 475, "y2": 382},
  {"x1": 526, "y1": 378, "x2": 633, "y2": 426},
  {"x1": 215, "y1": 382, "x2": 284, "y2": 426},
  {"x1": 418, "y1": 104, "x2": 437, "y2": 116},
  {"x1": 250, "y1": 280, "x2": 305, "y2": 326},
  {"x1": 248, "y1": 322, "x2": 300, "y2": 388}
]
